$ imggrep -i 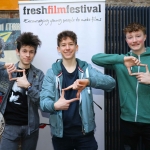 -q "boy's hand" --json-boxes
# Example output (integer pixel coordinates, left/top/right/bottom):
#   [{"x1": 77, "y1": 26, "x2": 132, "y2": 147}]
[
  {"x1": 54, "y1": 90, "x2": 79, "y2": 110},
  {"x1": 8, "y1": 69, "x2": 24, "y2": 81},
  {"x1": 4, "y1": 63, "x2": 16, "y2": 73},
  {"x1": 131, "y1": 65, "x2": 150, "y2": 84},
  {"x1": 124, "y1": 56, "x2": 141, "y2": 75},
  {"x1": 10, "y1": 70, "x2": 30, "y2": 88},
  {"x1": 62, "y1": 79, "x2": 89, "y2": 98},
  {"x1": 4, "y1": 63, "x2": 21, "y2": 80}
]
